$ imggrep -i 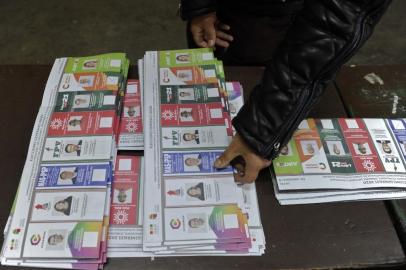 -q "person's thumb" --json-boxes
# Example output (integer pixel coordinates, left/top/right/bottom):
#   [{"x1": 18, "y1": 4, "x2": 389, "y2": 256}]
[
  {"x1": 214, "y1": 146, "x2": 239, "y2": 168},
  {"x1": 204, "y1": 24, "x2": 216, "y2": 48}
]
